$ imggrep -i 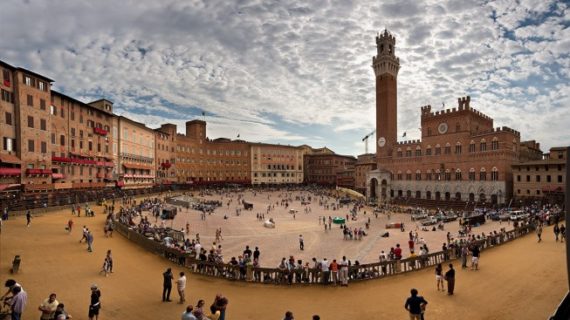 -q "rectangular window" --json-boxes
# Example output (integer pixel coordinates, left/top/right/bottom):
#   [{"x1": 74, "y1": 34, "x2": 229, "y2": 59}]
[
  {"x1": 41, "y1": 141, "x2": 47, "y2": 153},
  {"x1": 24, "y1": 76, "x2": 31, "y2": 86},
  {"x1": 60, "y1": 108, "x2": 64, "y2": 118},
  {"x1": 71, "y1": 140, "x2": 75, "y2": 149},
  {"x1": 1, "y1": 89, "x2": 14, "y2": 103},
  {"x1": 51, "y1": 133, "x2": 56, "y2": 144},
  {"x1": 517, "y1": 175, "x2": 520, "y2": 182},
  {"x1": 40, "y1": 99, "x2": 46, "y2": 110},
  {"x1": 39, "y1": 81, "x2": 45, "y2": 91},
  {"x1": 88, "y1": 141, "x2": 92, "y2": 151},
  {"x1": 71, "y1": 112, "x2": 75, "y2": 121},
  {"x1": 71, "y1": 128, "x2": 76, "y2": 136},
  {"x1": 40, "y1": 119, "x2": 46, "y2": 130},
  {"x1": 5, "y1": 112, "x2": 12, "y2": 125},
  {"x1": 536, "y1": 175, "x2": 541, "y2": 182},
  {"x1": 28, "y1": 139, "x2": 35, "y2": 152},
  {"x1": 558, "y1": 175, "x2": 563, "y2": 183},
  {"x1": 2, "y1": 137, "x2": 15, "y2": 151},
  {"x1": 27, "y1": 94, "x2": 33, "y2": 106},
  {"x1": 60, "y1": 135, "x2": 65, "y2": 146},
  {"x1": 27, "y1": 116, "x2": 34, "y2": 128},
  {"x1": 526, "y1": 175, "x2": 530, "y2": 182}
]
